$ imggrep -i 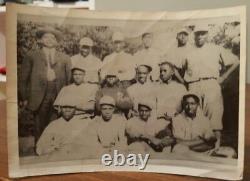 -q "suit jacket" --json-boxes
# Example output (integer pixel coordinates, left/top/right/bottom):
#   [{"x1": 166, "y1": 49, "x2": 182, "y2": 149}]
[{"x1": 19, "y1": 49, "x2": 71, "y2": 111}]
